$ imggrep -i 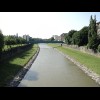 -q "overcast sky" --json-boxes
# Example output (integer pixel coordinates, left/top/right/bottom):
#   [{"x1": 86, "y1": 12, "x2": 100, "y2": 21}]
[{"x1": 0, "y1": 12, "x2": 100, "y2": 39}]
